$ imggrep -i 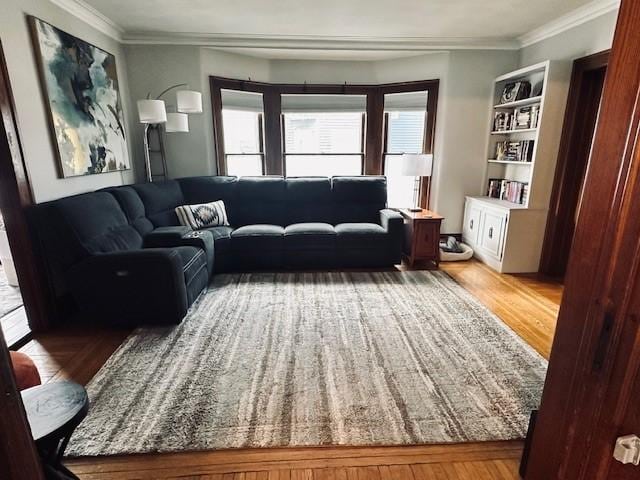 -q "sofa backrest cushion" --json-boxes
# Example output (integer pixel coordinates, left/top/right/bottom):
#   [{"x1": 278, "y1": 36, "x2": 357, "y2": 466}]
[
  {"x1": 234, "y1": 177, "x2": 286, "y2": 227},
  {"x1": 331, "y1": 176, "x2": 387, "y2": 224},
  {"x1": 100, "y1": 186, "x2": 154, "y2": 237},
  {"x1": 131, "y1": 180, "x2": 184, "y2": 227},
  {"x1": 177, "y1": 176, "x2": 238, "y2": 220},
  {"x1": 284, "y1": 177, "x2": 332, "y2": 225},
  {"x1": 59, "y1": 192, "x2": 143, "y2": 254}
]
